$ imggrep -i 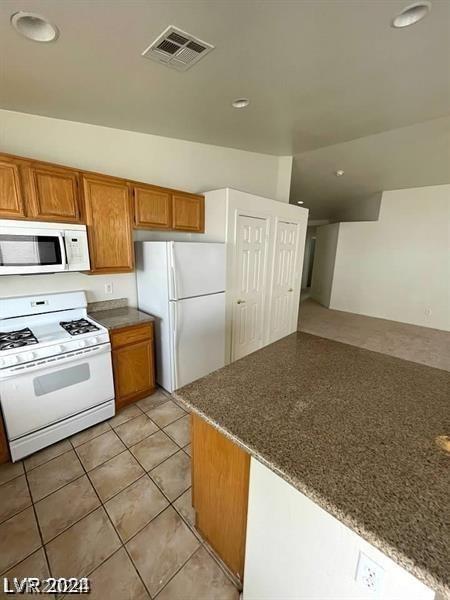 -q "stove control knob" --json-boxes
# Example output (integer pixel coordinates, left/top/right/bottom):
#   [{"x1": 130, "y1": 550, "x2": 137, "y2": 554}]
[
  {"x1": 90, "y1": 337, "x2": 99, "y2": 345},
  {"x1": 78, "y1": 339, "x2": 87, "y2": 348},
  {"x1": 0, "y1": 358, "x2": 4, "y2": 367},
  {"x1": 23, "y1": 351, "x2": 36, "y2": 362},
  {"x1": 9, "y1": 355, "x2": 19, "y2": 365}
]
